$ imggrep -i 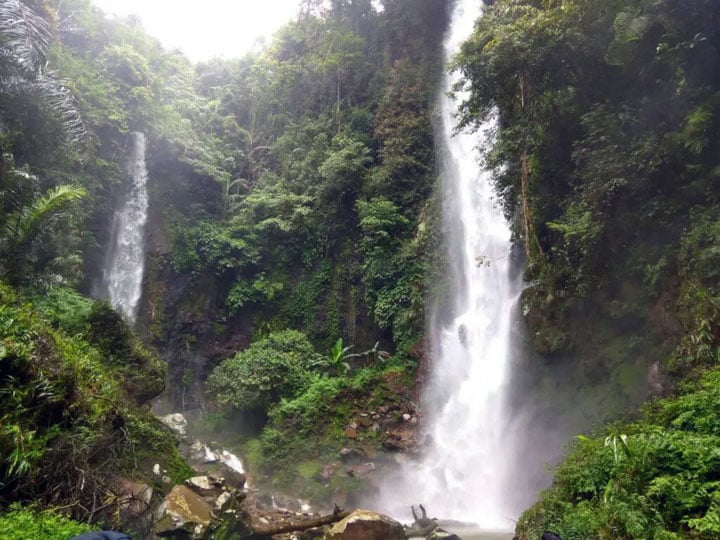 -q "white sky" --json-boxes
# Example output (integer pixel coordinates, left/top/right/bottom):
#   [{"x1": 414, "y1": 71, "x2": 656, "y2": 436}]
[{"x1": 91, "y1": 0, "x2": 303, "y2": 61}]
